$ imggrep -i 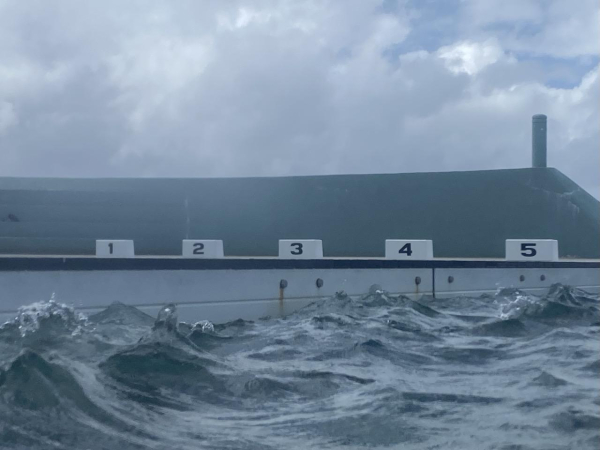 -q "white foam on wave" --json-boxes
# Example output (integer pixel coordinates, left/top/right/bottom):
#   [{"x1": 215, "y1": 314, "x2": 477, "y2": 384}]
[
  {"x1": 4, "y1": 294, "x2": 88, "y2": 337},
  {"x1": 192, "y1": 320, "x2": 215, "y2": 333},
  {"x1": 499, "y1": 292, "x2": 540, "y2": 320}
]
